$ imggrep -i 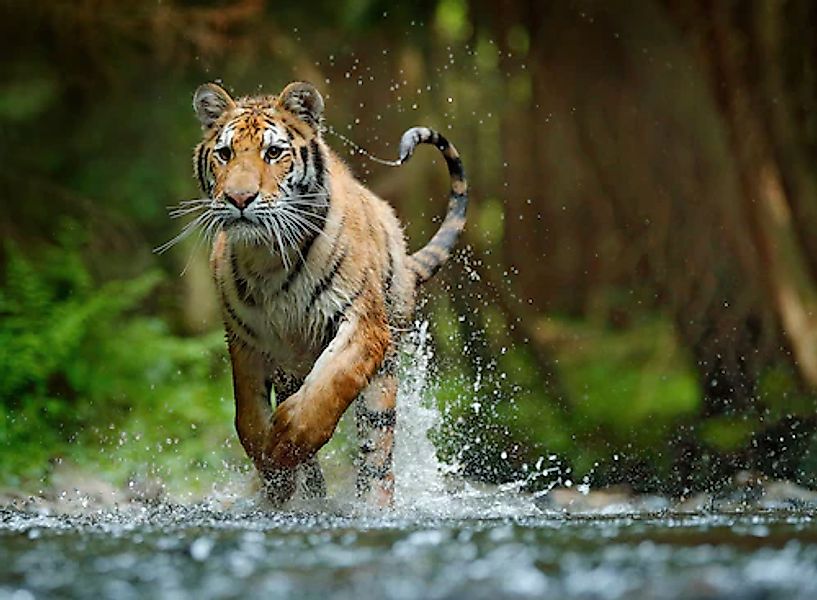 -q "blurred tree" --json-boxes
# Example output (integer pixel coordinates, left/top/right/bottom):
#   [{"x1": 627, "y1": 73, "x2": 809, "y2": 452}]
[{"x1": 3, "y1": 0, "x2": 817, "y2": 494}]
